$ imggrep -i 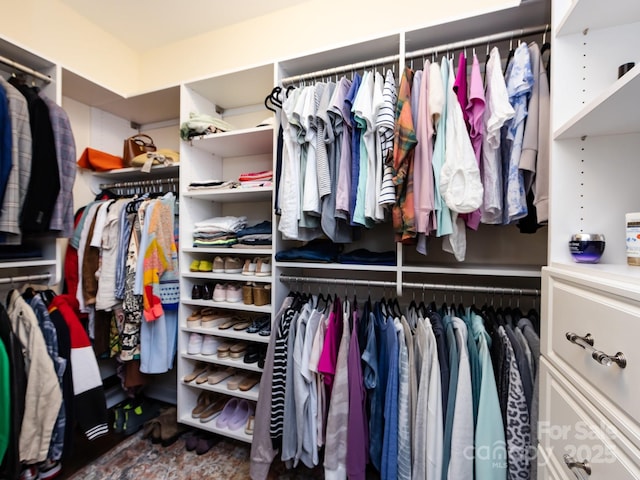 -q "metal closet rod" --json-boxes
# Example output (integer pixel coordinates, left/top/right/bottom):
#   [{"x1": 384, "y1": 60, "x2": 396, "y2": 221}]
[
  {"x1": 281, "y1": 23, "x2": 548, "y2": 85},
  {"x1": 99, "y1": 176, "x2": 179, "y2": 190},
  {"x1": 0, "y1": 273, "x2": 51, "y2": 285},
  {"x1": 279, "y1": 274, "x2": 540, "y2": 297},
  {"x1": 0, "y1": 54, "x2": 52, "y2": 84}
]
